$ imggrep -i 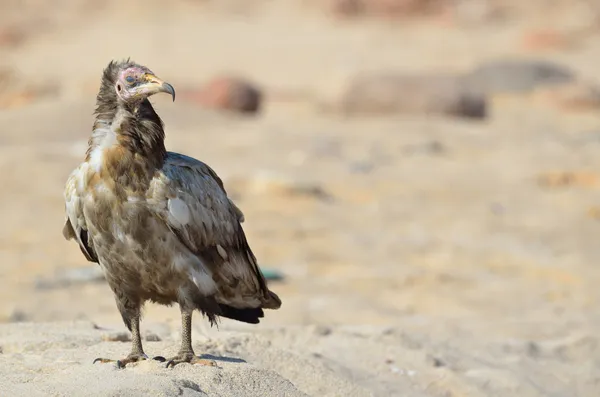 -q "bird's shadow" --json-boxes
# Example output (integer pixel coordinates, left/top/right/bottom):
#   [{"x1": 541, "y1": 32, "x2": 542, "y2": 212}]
[{"x1": 199, "y1": 354, "x2": 246, "y2": 364}]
